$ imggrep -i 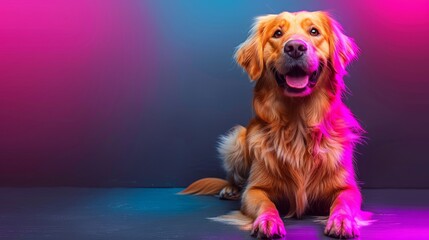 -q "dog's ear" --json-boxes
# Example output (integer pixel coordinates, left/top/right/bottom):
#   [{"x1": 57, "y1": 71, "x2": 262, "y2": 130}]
[
  {"x1": 235, "y1": 15, "x2": 276, "y2": 81},
  {"x1": 319, "y1": 12, "x2": 358, "y2": 75}
]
